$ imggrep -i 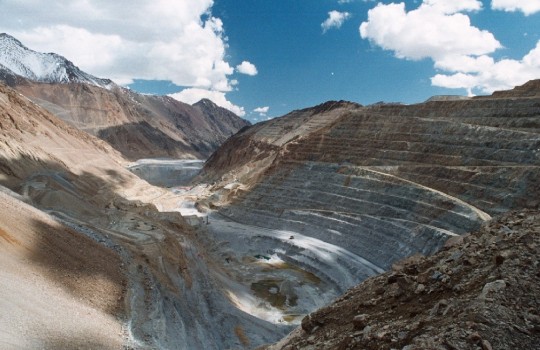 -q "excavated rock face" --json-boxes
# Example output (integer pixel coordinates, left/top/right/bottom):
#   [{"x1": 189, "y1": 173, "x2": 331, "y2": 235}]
[
  {"x1": 266, "y1": 209, "x2": 540, "y2": 350},
  {"x1": 201, "y1": 80, "x2": 540, "y2": 292}
]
